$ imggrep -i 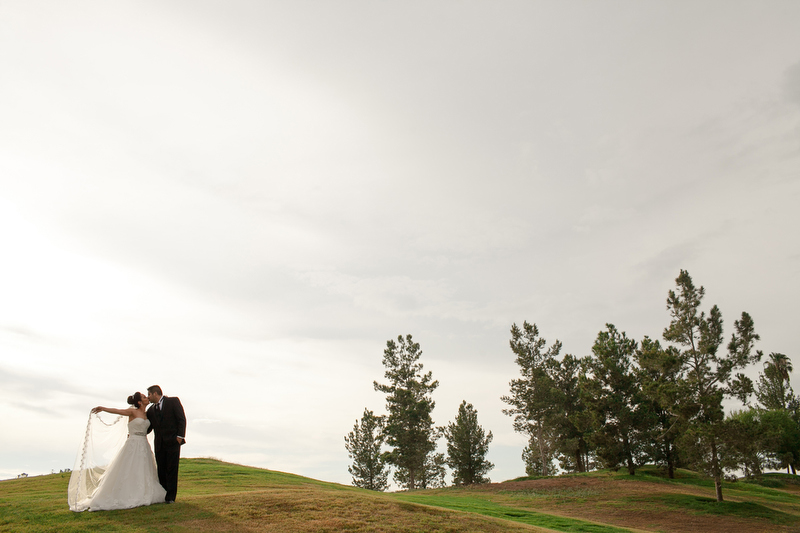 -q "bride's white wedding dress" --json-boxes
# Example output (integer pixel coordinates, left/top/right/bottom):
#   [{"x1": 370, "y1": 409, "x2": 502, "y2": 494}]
[{"x1": 69, "y1": 416, "x2": 167, "y2": 511}]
